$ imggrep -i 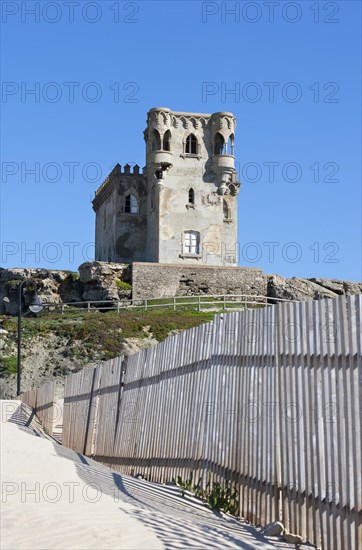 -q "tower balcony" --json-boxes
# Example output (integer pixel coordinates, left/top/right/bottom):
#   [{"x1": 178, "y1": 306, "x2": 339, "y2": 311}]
[
  {"x1": 212, "y1": 154, "x2": 235, "y2": 172},
  {"x1": 211, "y1": 154, "x2": 237, "y2": 195},
  {"x1": 146, "y1": 150, "x2": 173, "y2": 166}
]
